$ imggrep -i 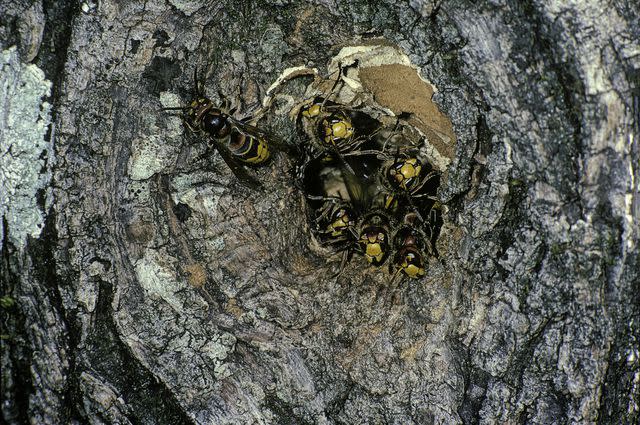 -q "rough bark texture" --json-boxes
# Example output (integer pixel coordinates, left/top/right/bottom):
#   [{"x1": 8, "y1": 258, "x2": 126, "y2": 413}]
[{"x1": 1, "y1": 0, "x2": 639, "y2": 424}]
